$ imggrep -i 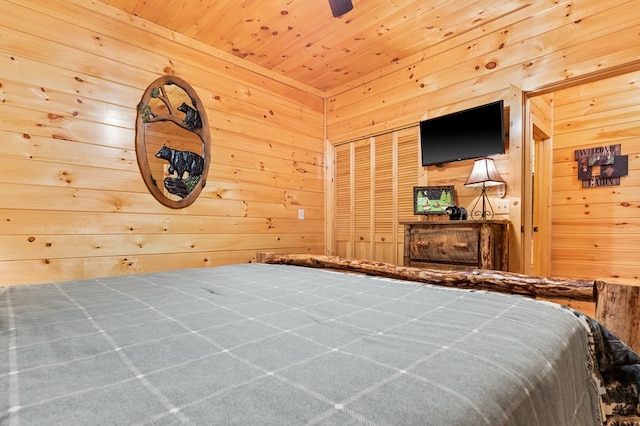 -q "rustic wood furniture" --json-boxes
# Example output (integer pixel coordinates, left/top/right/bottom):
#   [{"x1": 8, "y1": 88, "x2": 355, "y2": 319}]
[
  {"x1": 403, "y1": 220, "x2": 509, "y2": 271},
  {"x1": 595, "y1": 281, "x2": 640, "y2": 353}
]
